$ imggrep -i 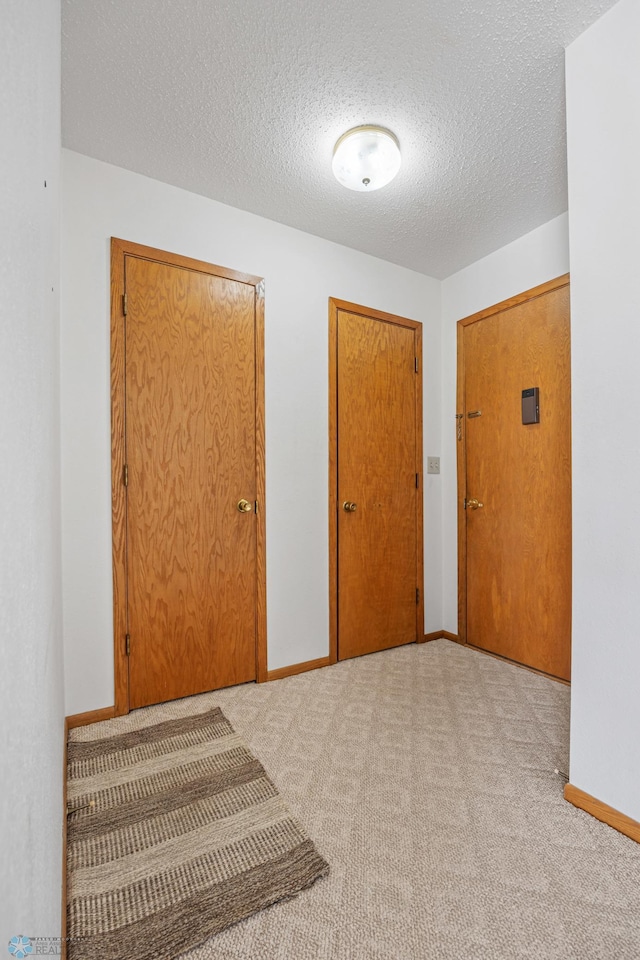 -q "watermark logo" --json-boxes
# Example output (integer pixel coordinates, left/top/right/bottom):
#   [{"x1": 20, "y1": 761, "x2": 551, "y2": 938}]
[
  {"x1": 7, "y1": 938, "x2": 86, "y2": 957},
  {"x1": 7, "y1": 938, "x2": 32, "y2": 959}
]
